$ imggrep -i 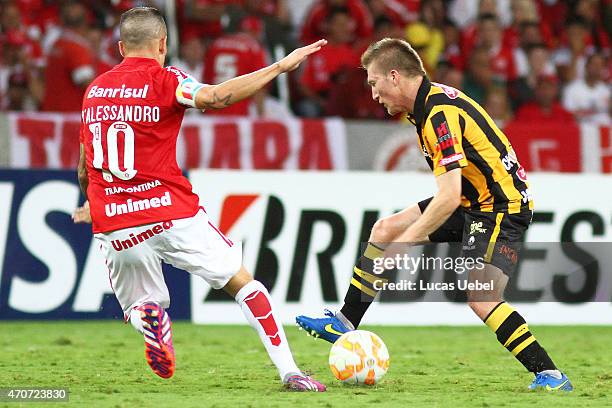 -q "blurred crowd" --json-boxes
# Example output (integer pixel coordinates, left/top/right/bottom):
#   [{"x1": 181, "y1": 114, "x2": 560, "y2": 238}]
[{"x1": 0, "y1": 0, "x2": 610, "y2": 126}]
